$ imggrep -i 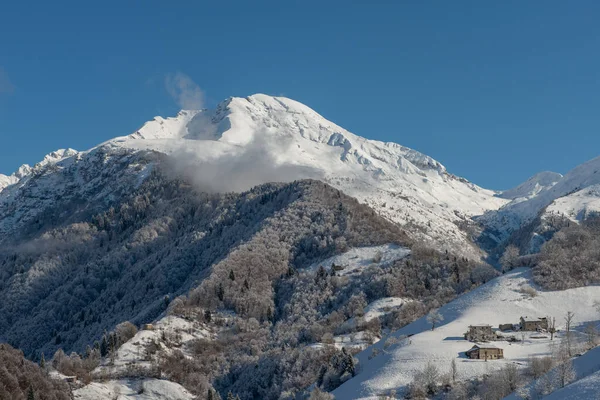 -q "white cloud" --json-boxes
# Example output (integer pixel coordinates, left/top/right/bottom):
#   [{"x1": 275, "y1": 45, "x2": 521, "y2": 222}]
[
  {"x1": 165, "y1": 72, "x2": 204, "y2": 110},
  {"x1": 0, "y1": 67, "x2": 15, "y2": 94},
  {"x1": 167, "y1": 133, "x2": 324, "y2": 193}
]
